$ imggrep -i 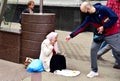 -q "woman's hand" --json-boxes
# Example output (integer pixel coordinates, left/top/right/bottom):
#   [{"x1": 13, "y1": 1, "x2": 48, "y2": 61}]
[{"x1": 50, "y1": 41, "x2": 55, "y2": 46}]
